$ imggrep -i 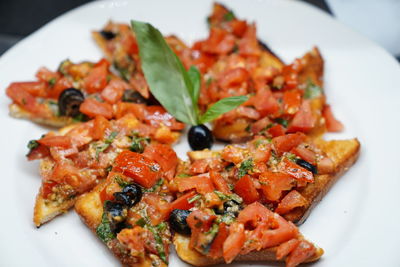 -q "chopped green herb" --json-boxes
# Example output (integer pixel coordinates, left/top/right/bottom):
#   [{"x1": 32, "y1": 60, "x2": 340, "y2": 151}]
[
  {"x1": 304, "y1": 80, "x2": 323, "y2": 99},
  {"x1": 58, "y1": 59, "x2": 72, "y2": 76},
  {"x1": 114, "y1": 176, "x2": 130, "y2": 188},
  {"x1": 223, "y1": 11, "x2": 235, "y2": 21},
  {"x1": 143, "y1": 178, "x2": 164, "y2": 193},
  {"x1": 130, "y1": 133, "x2": 150, "y2": 153},
  {"x1": 286, "y1": 153, "x2": 298, "y2": 162},
  {"x1": 238, "y1": 158, "x2": 254, "y2": 178},
  {"x1": 135, "y1": 218, "x2": 147, "y2": 227},
  {"x1": 177, "y1": 173, "x2": 191, "y2": 178},
  {"x1": 105, "y1": 165, "x2": 113, "y2": 173},
  {"x1": 96, "y1": 201, "x2": 115, "y2": 243},
  {"x1": 217, "y1": 213, "x2": 235, "y2": 225},
  {"x1": 96, "y1": 131, "x2": 118, "y2": 159},
  {"x1": 48, "y1": 77, "x2": 56, "y2": 86},
  {"x1": 214, "y1": 191, "x2": 243, "y2": 203},
  {"x1": 188, "y1": 194, "x2": 202, "y2": 203},
  {"x1": 148, "y1": 225, "x2": 168, "y2": 264},
  {"x1": 275, "y1": 118, "x2": 288, "y2": 128},
  {"x1": 27, "y1": 140, "x2": 39, "y2": 151},
  {"x1": 245, "y1": 124, "x2": 251, "y2": 132},
  {"x1": 72, "y1": 113, "x2": 87, "y2": 122}
]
